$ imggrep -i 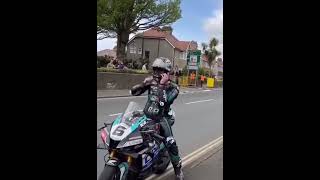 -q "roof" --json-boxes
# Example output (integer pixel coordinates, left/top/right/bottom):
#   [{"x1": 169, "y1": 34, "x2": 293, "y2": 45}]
[
  {"x1": 134, "y1": 27, "x2": 197, "y2": 51},
  {"x1": 176, "y1": 41, "x2": 191, "y2": 51},
  {"x1": 97, "y1": 49, "x2": 117, "y2": 58}
]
